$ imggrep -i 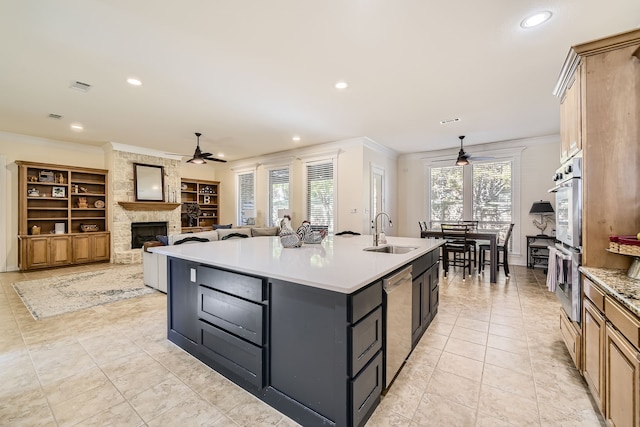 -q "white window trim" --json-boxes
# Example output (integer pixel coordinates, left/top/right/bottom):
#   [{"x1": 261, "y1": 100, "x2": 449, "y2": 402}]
[
  {"x1": 235, "y1": 166, "x2": 257, "y2": 227},
  {"x1": 423, "y1": 146, "x2": 523, "y2": 255},
  {"x1": 265, "y1": 164, "x2": 292, "y2": 227},
  {"x1": 0, "y1": 155, "x2": 7, "y2": 272},
  {"x1": 302, "y1": 155, "x2": 338, "y2": 233}
]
